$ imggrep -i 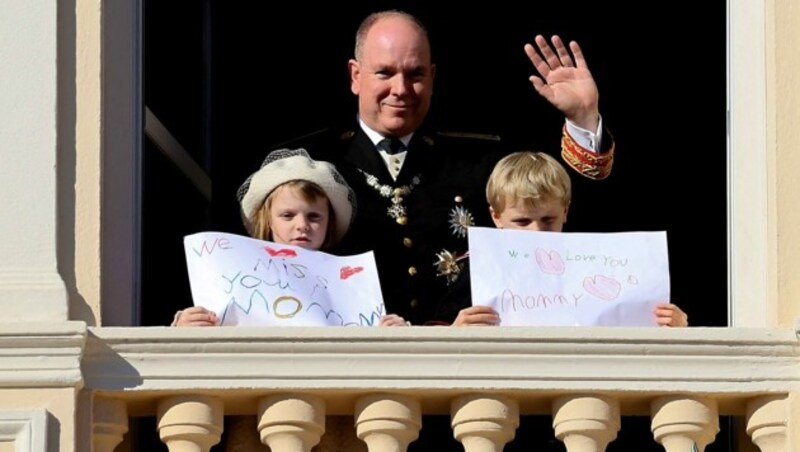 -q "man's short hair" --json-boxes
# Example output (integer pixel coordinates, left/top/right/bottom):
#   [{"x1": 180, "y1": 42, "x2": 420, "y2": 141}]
[{"x1": 354, "y1": 10, "x2": 430, "y2": 60}]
